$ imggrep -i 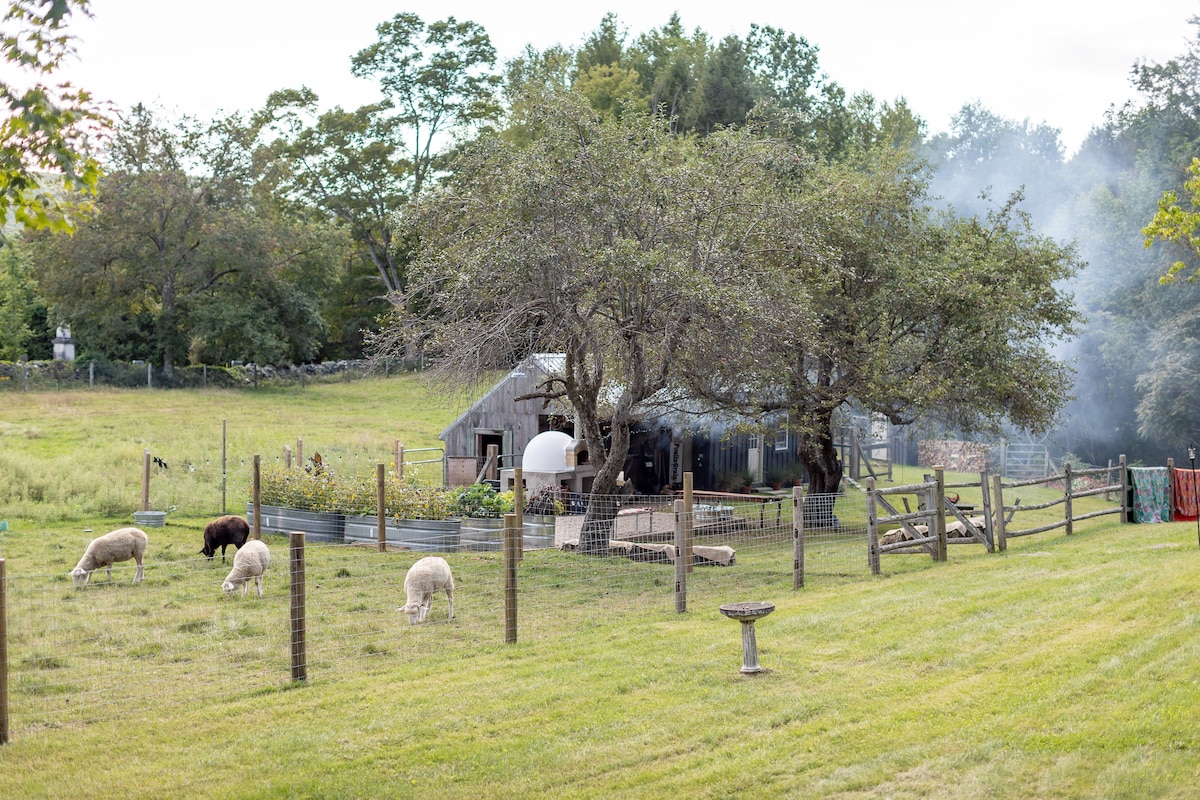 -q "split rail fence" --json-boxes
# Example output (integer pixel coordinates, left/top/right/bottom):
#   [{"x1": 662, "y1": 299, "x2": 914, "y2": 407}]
[{"x1": 865, "y1": 458, "x2": 1129, "y2": 572}]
